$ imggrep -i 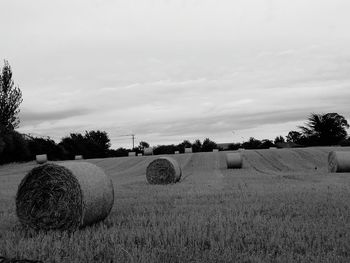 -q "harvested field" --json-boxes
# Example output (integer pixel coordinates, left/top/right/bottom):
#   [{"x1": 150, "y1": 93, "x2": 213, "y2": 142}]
[{"x1": 1, "y1": 147, "x2": 350, "y2": 262}]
